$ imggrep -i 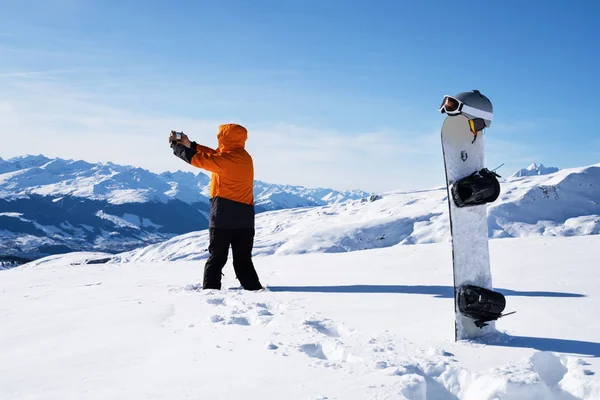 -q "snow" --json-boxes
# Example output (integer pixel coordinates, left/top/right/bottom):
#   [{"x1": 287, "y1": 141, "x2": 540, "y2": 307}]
[
  {"x1": 4, "y1": 154, "x2": 600, "y2": 261},
  {"x1": 96, "y1": 210, "x2": 140, "y2": 229},
  {"x1": 109, "y1": 162, "x2": 600, "y2": 264},
  {"x1": 2, "y1": 154, "x2": 600, "y2": 397},
  {"x1": 1, "y1": 235, "x2": 599, "y2": 399},
  {"x1": 0, "y1": 212, "x2": 23, "y2": 218},
  {"x1": 0, "y1": 156, "x2": 195, "y2": 204},
  {"x1": 0, "y1": 155, "x2": 366, "y2": 208},
  {"x1": 110, "y1": 191, "x2": 449, "y2": 263},
  {"x1": 512, "y1": 163, "x2": 560, "y2": 178},
  {"x1": 254, "y1": 180, "x2": 369, "y2": 211},
  {"x1": 160, "y1": 170, "x2": 211, "y2": 204}
]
